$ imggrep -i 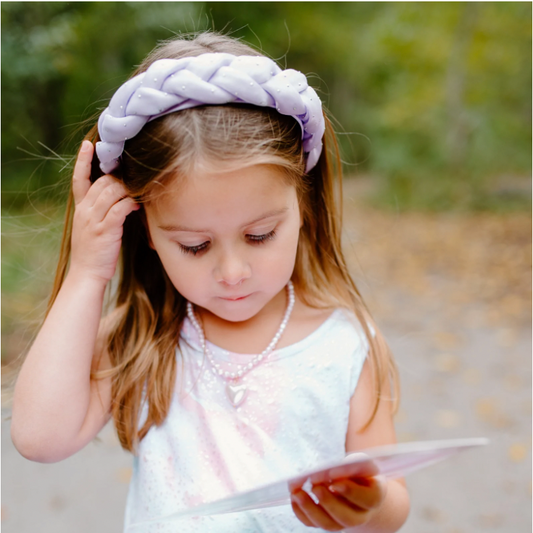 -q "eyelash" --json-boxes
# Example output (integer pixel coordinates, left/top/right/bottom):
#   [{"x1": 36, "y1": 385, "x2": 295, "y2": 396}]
[{"x1": 178, "y1": 230, "x2": 277, "y2": 256}]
